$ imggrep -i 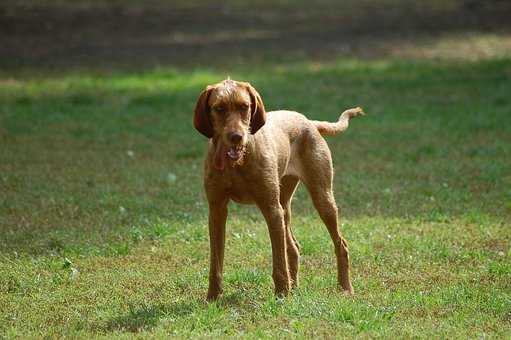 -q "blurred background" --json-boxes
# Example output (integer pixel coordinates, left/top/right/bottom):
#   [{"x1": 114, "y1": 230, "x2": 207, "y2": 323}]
[
  {"x1": 1, "y1": 0, "x2": 510, "y2": 260},
  {"x1": 1, "y1": 1, "x2": 510, "y2": 337},
  {"x1": 2, "y1": 0, "x2": 511, "y2": 70}
]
